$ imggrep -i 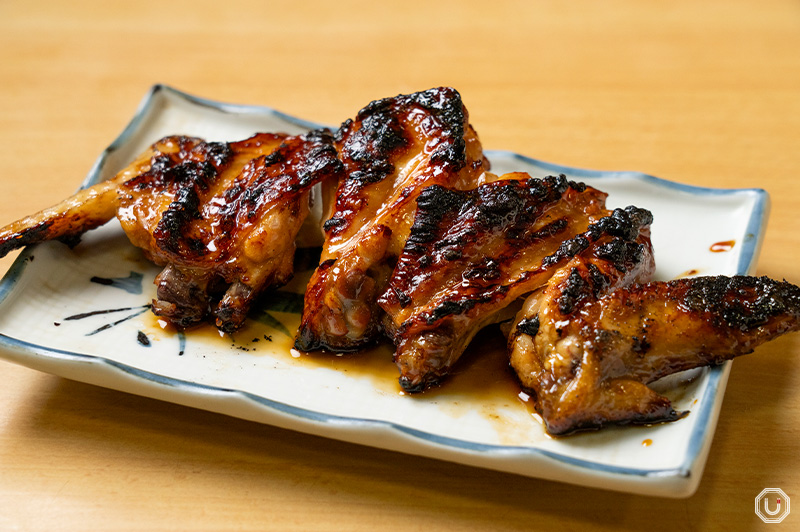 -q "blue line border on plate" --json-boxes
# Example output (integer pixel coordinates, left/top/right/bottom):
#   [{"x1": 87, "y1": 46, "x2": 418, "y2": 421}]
[
  {"x1": 0, "y1": 84, "x2": 770, "y2": 487},
  {"x1": 0, "y1": 330, "x2": 688, "y2": 480}
]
